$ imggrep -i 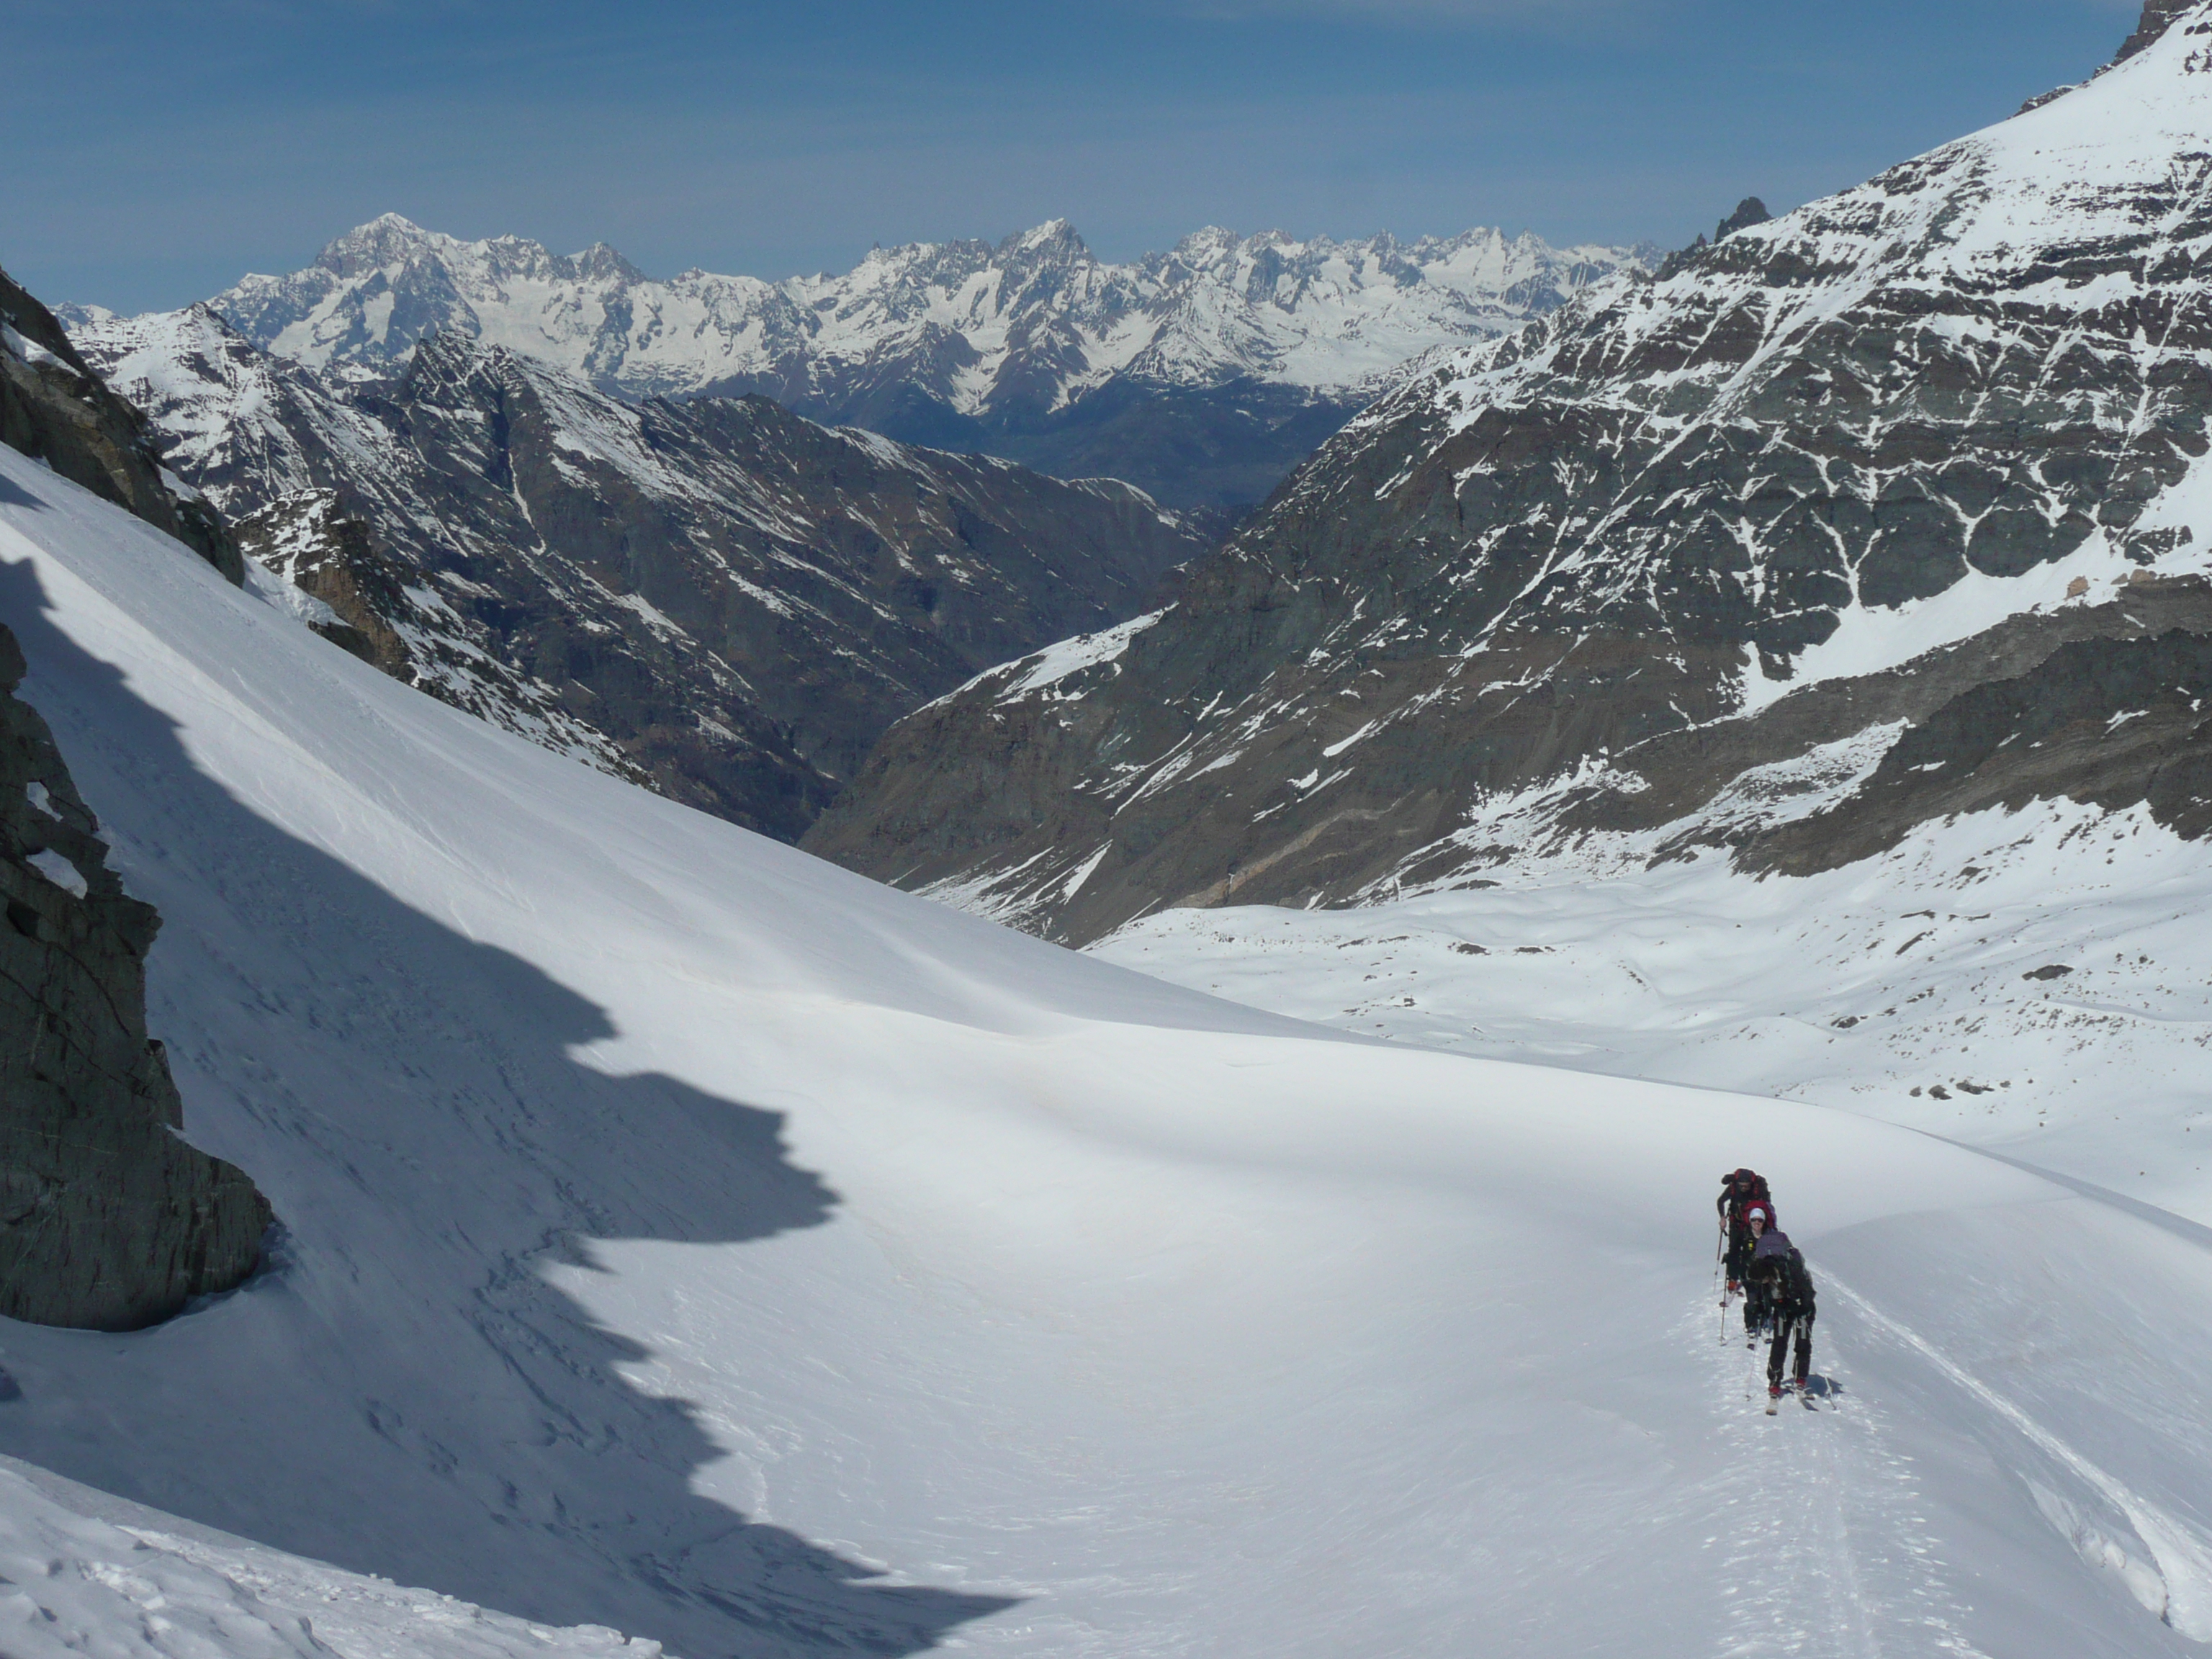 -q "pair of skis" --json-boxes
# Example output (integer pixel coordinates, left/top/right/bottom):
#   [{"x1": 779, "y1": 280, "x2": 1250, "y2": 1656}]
[{"x1": 1765, "y1": 1381, "x2": 1820, "y2": 1415}]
